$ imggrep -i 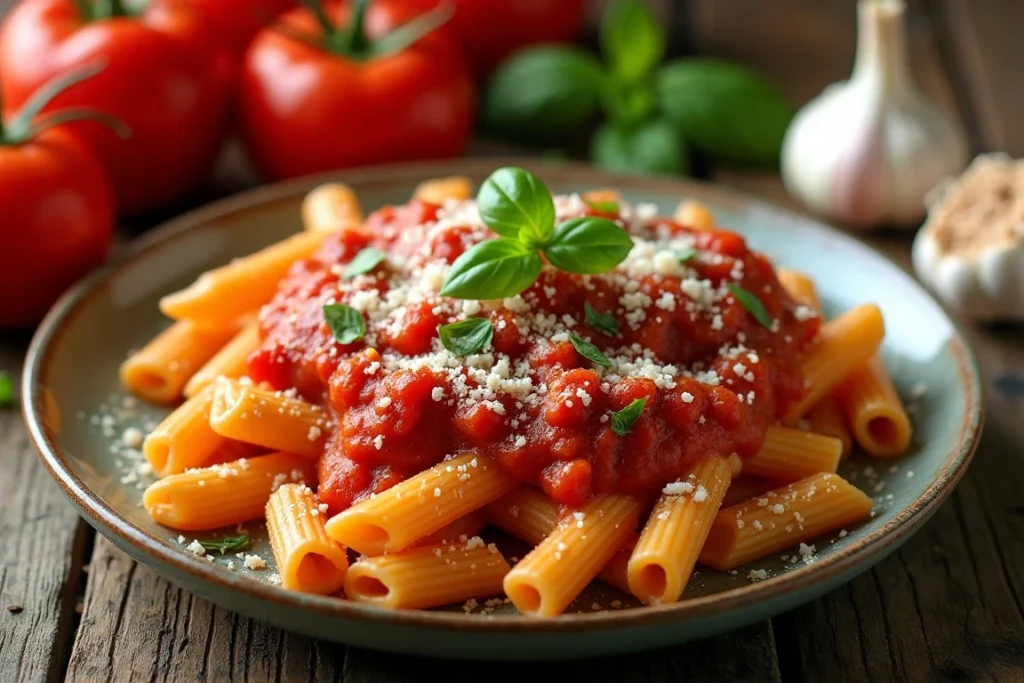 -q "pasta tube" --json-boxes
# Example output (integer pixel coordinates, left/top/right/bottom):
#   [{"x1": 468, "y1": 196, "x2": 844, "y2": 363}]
[
  {"x1": 699, "y1": 473, "x2": 873, "y2": 570},
  {"x1": 326, "y1": 453, "x2": 516, "y2": 556},
  {"x1": 673, "y1": 200, "x2": 716, "y2": 230},
  {"x1": 805, "y1": 396, "x2": 853, "y2": 458},
  {"x1": 412, "y1": 176, "x2": 472, "y2": 204},
  {"x1": 628, "y1": 457, "x2": 732, "y2": 605},
  {"x1": 143, "y1": 385, "x2": 227, "y2": 476},
  {"x1": 742, "y1": 426, "x2": 842, "y2": 483},
  {"x1": 503, "y1": 495, "x2": 640, "y2": 617},
  {"x1": 838, "y1": 355, "x2": 913, "y2": 458},
  {"x1": 777, "y1": 268, "x2": 821, "y2": 310},
  {"x1": 417, "y1": 510, "x2": 487, "y2": 546},
  {"x1": 301, "y1": 182, "x2": 363, "y2": 233},
  {"x1": 159, "y1": 230, "x2": 327, "y2": 325},
  {"x1": 121, "y1": 320, "x2": 237, "y2": 404},
  {"x1": 209, "y1": 379, "x2": 330, "y2": 458},
  {"x1": 143, "y1": 452, "x2": 315, "y2": 530},
  {"x1": 345, "y1": 539, "x2": 510, "y2": 609},
  {"x1": 784, "y1": 304, "x2": 885, "y2": 423},
  {"x1": 267, "y1": 484, "x2": 349, "y2": 594},
  {"x1": 183, "y1": 319, "x2": 261, "y2": 398},
  {"x1": 722, "y1": 475, "x2": 776, "y2": 508}
]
